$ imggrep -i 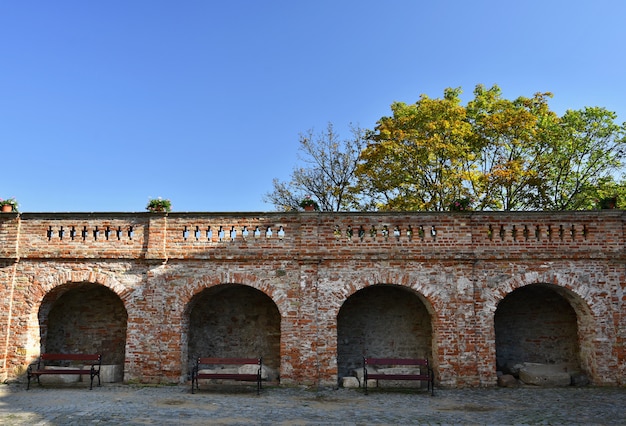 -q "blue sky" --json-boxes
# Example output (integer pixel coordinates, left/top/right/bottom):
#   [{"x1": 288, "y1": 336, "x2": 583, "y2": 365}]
[{"x1": 2, "y1": 0, "x2": 625, "y2": 212}]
